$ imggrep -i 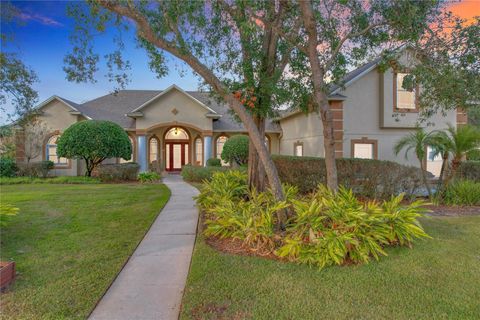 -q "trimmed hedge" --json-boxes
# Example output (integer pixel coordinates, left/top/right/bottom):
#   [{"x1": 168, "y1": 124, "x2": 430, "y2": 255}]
[
  {"x1": 0, "y1": 157, "x2": 17, "y2": 177},
  {"x1": 206, "y1": 158, "x2": 222, "y2": 167},
  {"x1": 272, "y1": 155, "x2": 424, "y2": 199},
  {"x1": 94, "y1": 163, "x2": 140, "y2": 182},
  {"x1": 457, "y1": 161, "x2": 480, "y2": 182},
  {"x1": 0, "y1": 176, "x2": 100, "y2": 185},
  {"x1": 17, "y1": 161, "x2": 54, "y2": 178},
  {"x1": 181, "y1": 164, "x2": 232, "y2": 182}
]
